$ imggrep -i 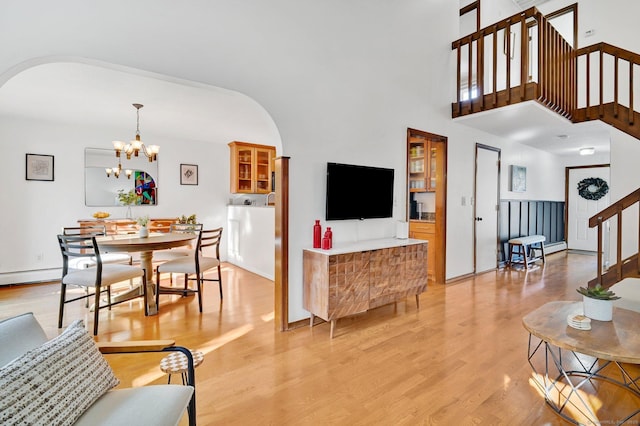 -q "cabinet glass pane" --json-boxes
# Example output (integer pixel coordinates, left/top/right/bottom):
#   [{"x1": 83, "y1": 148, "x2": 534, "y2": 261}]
[
  {"x1": 429, "y1": 146, "x2": 437, "y2": 191},
  {"x1": 408, "y1": 140, "x2": 427, "y2": 193}
]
